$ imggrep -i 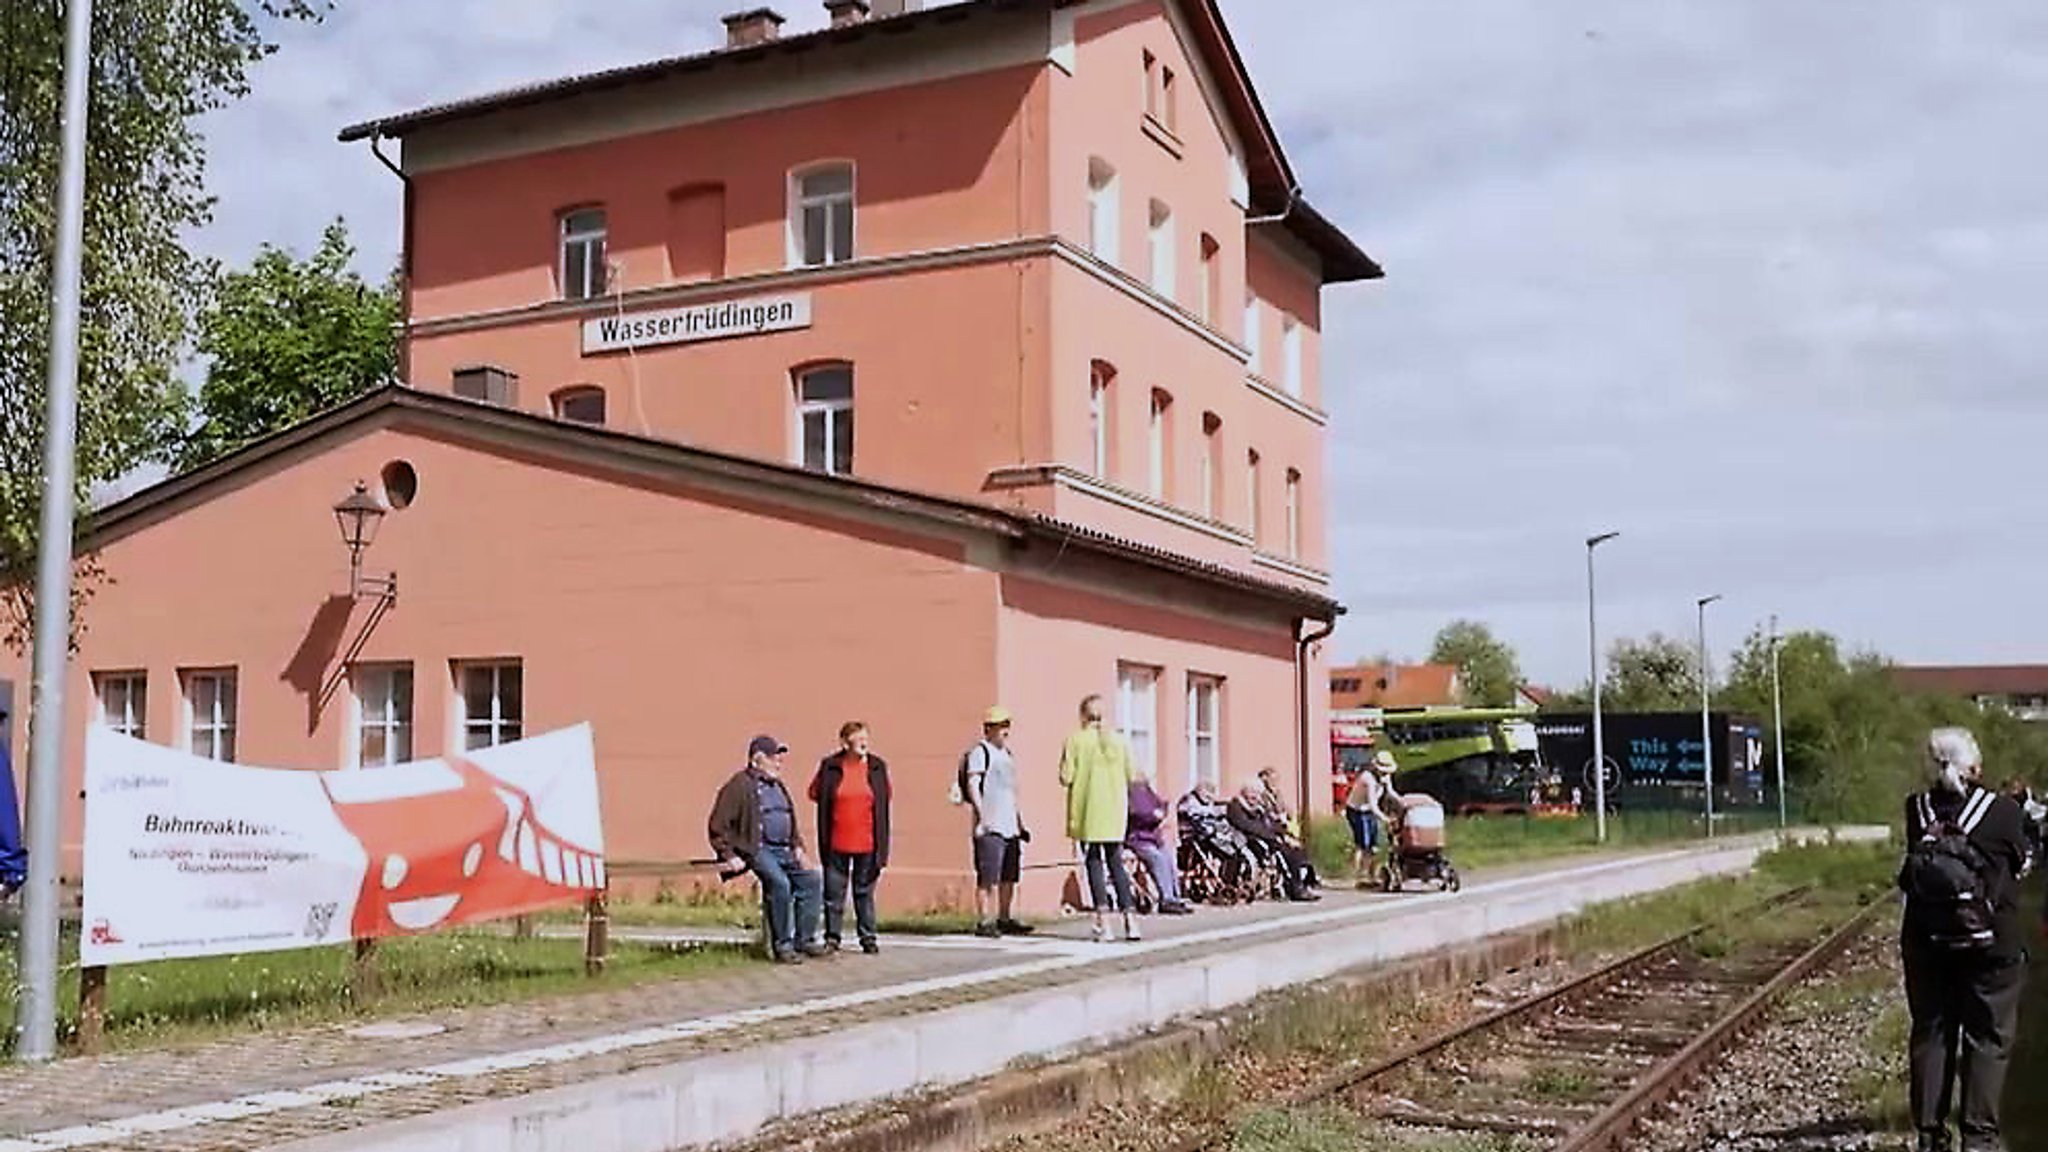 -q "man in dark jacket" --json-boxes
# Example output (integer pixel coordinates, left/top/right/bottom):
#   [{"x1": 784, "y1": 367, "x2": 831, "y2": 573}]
[
  {"x1": 710, "y1": 735, "x2": 825, "y2": 964},
  {"x1": 808, "y1": 721, "x2": 890, "y2": 955},
  {"x1": 1899, "y1": 728, "x2": 2033, "y2": 1152},
  {"x1": 1227, "y1": 783, "x2": 1318, "y2": 903}
]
